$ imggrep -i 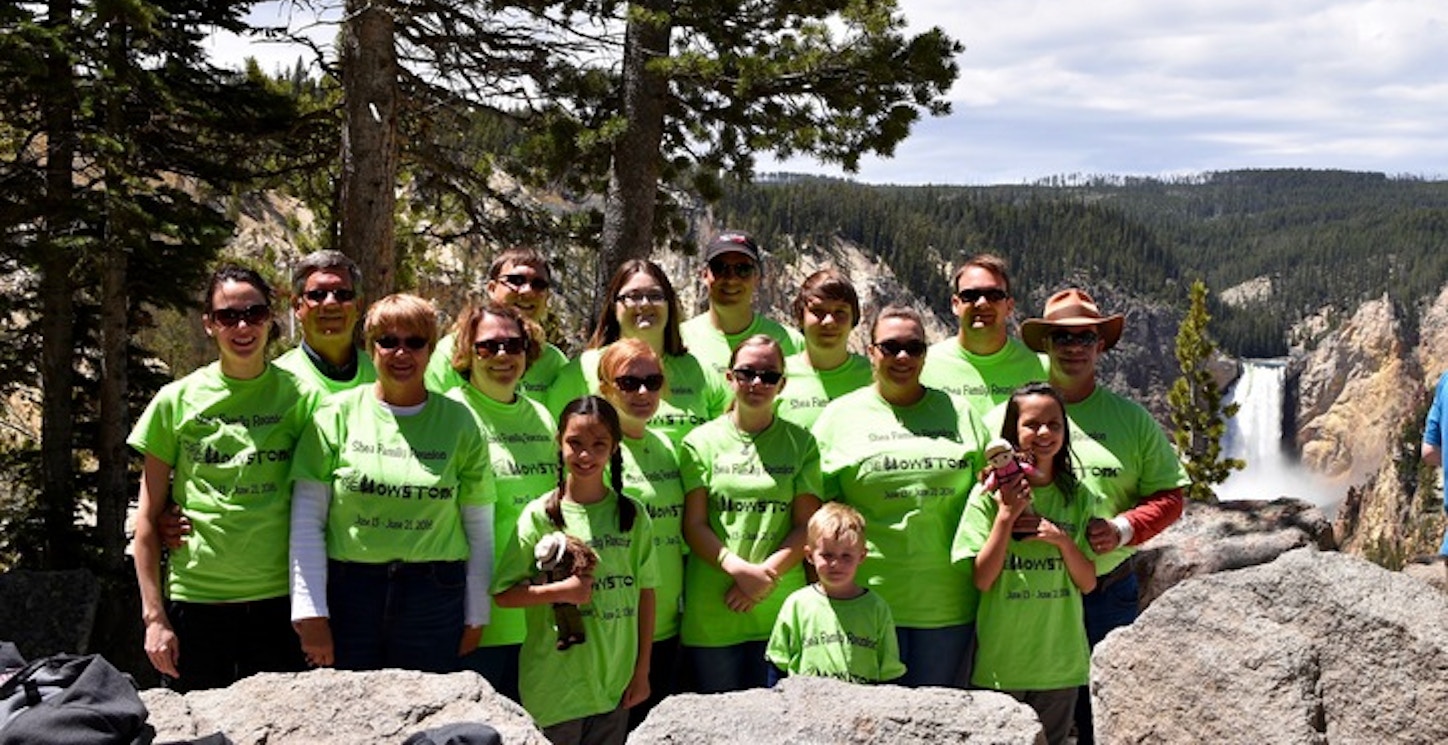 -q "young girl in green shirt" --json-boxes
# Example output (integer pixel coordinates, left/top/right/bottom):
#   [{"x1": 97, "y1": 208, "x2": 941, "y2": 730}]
[{"x1": 494, "y1": 396, "x2": 658, "y2": 745}]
